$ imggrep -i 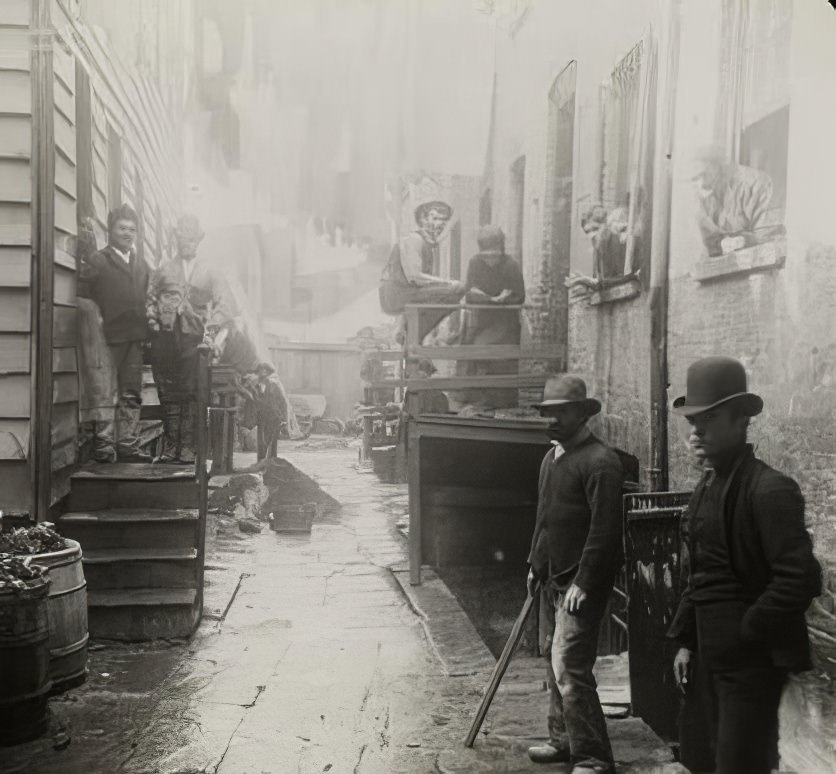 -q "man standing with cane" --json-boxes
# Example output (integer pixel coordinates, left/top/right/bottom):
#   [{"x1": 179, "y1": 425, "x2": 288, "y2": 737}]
[{"x1": 526, "y1": 375, "x2": 623, "y2": 774}]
